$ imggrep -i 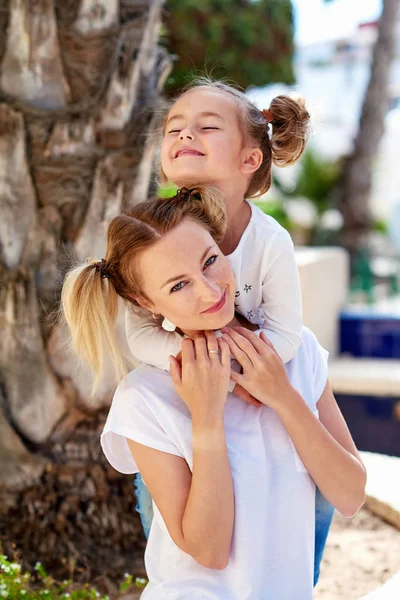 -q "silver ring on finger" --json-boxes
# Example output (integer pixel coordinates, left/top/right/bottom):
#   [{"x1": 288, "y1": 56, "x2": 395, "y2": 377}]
[{"x1": 208, "y1": 349, "x2": 219, "y2": 355}]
